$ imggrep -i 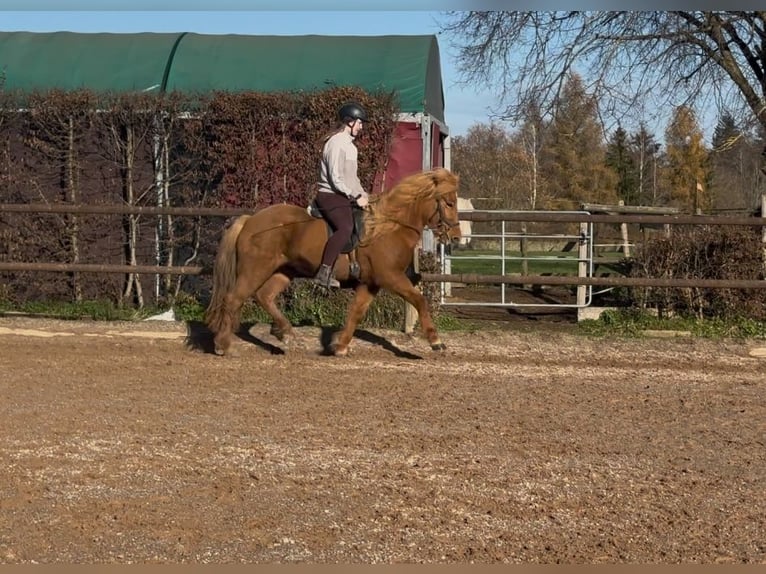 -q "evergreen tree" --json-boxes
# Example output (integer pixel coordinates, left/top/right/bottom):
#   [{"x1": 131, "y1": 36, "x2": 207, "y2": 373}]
[
  {"x1": 541, "y1": 73, "x2": 617, "y2": 209},
  {"x1": 708, "y1": 111, "x2": 766, "y2": 211},
  {"x1": 606, "y1": 126, "x2": 639, "y2": 204},
  {"x1": 663, "y1": 105, "x2": 710, "y2": 212},
  {"x1": 712, "y1": 112, "x2": 740, "y2": 150}
]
